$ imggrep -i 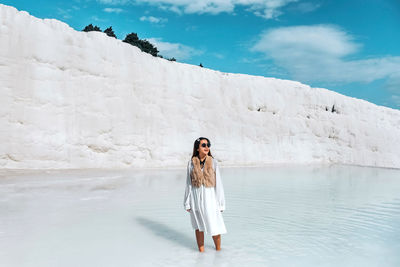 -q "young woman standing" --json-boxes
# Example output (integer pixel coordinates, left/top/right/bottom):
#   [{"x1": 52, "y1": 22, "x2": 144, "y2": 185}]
[{"x1": 184, "y1": 137, "x2": 227, "y2": 252}]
